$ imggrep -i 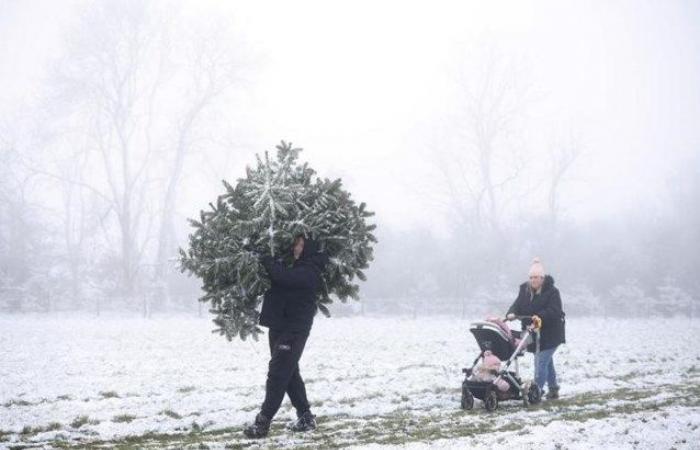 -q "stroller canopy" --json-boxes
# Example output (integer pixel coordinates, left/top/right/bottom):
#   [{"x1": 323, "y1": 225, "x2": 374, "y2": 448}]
[{"x1": 469, "y1": 321, "x2": 516, "y2": 361}]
